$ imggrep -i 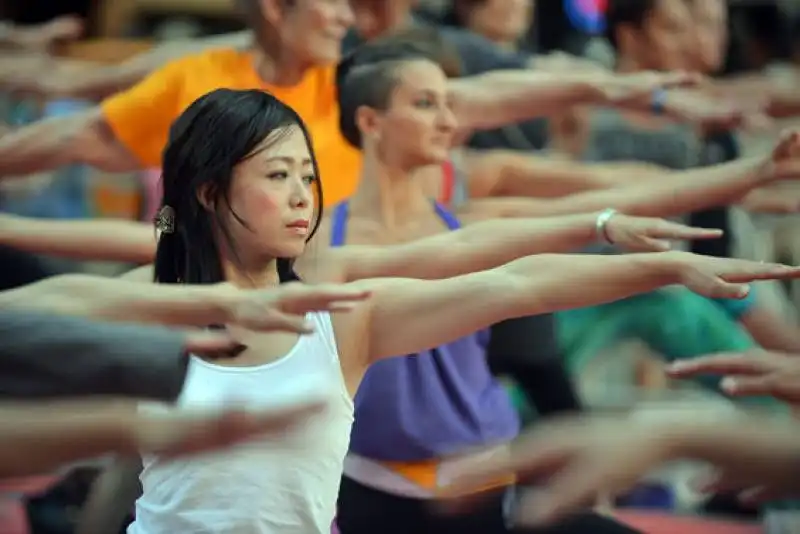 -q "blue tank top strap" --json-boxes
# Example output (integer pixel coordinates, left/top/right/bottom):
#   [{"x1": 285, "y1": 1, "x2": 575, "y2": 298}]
[
  {"x1": 433, "y1": 202, "x2": 461, "y2": 230},
  {"x1": 330, "y1": 202, "x2": 349, "y2": 247}
]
